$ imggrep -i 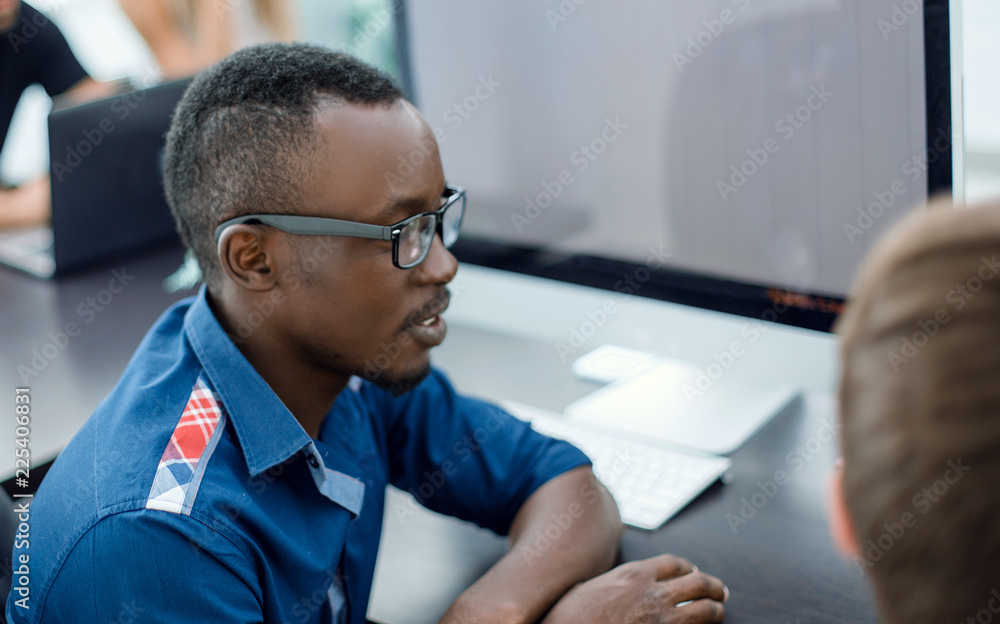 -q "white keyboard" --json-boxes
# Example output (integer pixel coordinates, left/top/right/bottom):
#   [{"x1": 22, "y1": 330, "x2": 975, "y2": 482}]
[{"x1": 503, "y1": 401, "x2": 732, "y2": 531}]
